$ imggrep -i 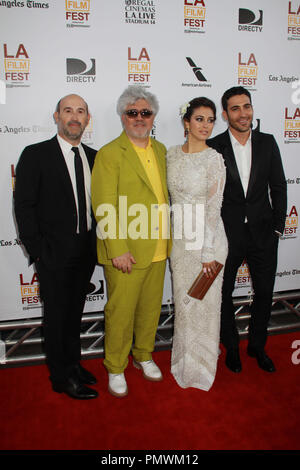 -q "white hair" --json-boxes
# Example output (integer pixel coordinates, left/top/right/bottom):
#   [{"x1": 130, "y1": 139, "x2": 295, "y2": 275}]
[{"x1": 116, "y1": 85, "x2": 159, "y2": 116}]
